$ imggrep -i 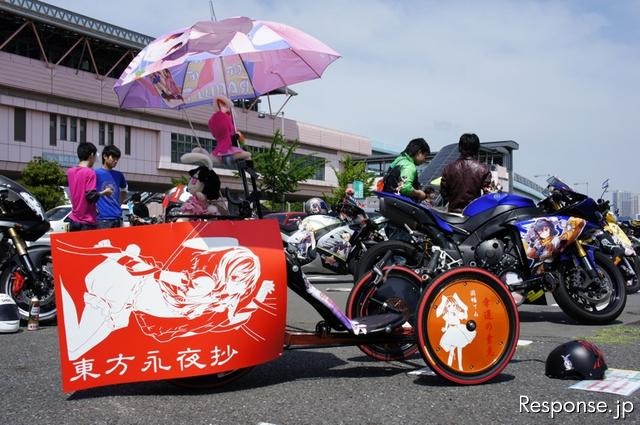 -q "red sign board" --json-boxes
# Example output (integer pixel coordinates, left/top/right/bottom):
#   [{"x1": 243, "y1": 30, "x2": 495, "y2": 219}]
[{"x1": 52, "y1": 220, "x2": 287, "y2": 392}]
